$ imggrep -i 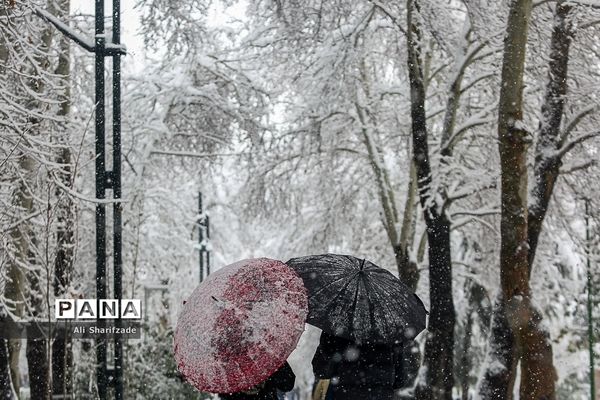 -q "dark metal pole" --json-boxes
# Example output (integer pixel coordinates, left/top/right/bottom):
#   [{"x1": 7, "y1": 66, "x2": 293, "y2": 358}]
[
  {"x1": 585, "y1": 198, "x2": 596, "y2": 400},
  {"x1": 36, "y1": 2, "x2": 124, "y2": 397},
  {"x1": 94, "y1": 0, "x2": 107, "y2": 398},
  {"x1": 205, "y1": 214, "x2": 210, "y2": 276},
  {"x1": 198, "y1": 193, "x2": 211, "y2": 281},
  {"x1": 199, "y1": 192, "x2": 204, "y2": 282},
  {"x1": 112, "y1": 0, "x2": 124, "y2": 398}
]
